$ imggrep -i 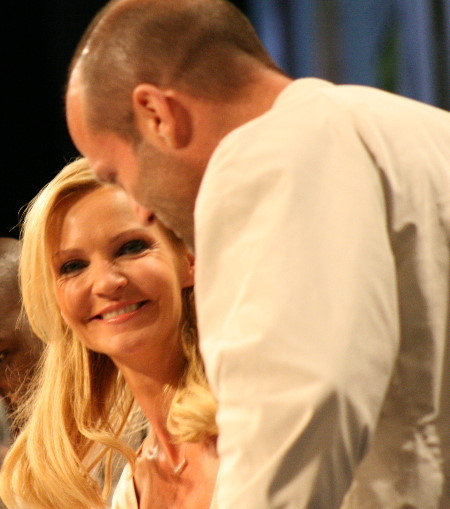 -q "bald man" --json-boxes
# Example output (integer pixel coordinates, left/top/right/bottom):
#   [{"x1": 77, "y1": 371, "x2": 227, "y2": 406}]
[
  {"x1": 66, "y1": 2, "x2": 450, "y2": 507},
  {"x1": 0, "y1": 238, "x2": 42, "y2": 447}
]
